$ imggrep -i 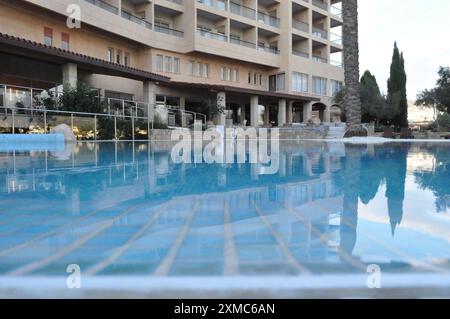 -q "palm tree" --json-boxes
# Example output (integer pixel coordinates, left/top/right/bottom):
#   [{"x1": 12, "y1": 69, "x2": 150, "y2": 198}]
[{"x1": 342, "y1": 0, "x2": 367, "y2": 137}]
